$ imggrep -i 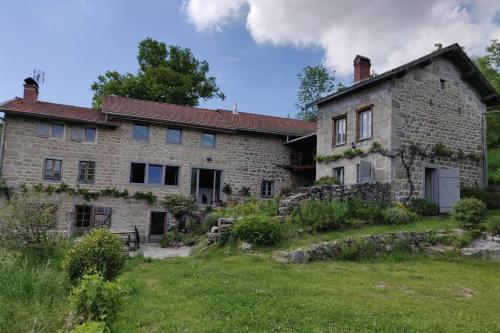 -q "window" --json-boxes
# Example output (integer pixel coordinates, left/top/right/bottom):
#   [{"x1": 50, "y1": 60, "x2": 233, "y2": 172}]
[
  {"x1": 440, "y1": 79, "x2": 446, "y2": 90},
  {"x1": 72, "y1": 127, "x2": 96, "y2": 142},
  {"x1": 85, "y1": 128, "x2": 96, "y2": 142},
  {"x1": 75, "y1": 205, "x2": 92, "y2": 229},
  {"x1": 51, "y1": 124, "x2": 64, "y2": 138},
  {"x1": 130, "y1": 162, "x2": 146, "y2": 183},
  {"x1": 166, "y1": 128, "x2": 182, "y2": 144},
  {"x1": 333, "y1": 117, "x2": 346, "y2": 145},
  {"x1": 148, "y1": 164, "x2": 163, "y2": 185},
  {"x1": 261, "y1": 180, "x2": 275, "y2": 198},
  {"x1": 358, "y1": 109, "x2": 372, "y2": 140},
  {"x1": 78, "y1": 161, "x2": 95, "y2": 183},
  {"x1": 164, "y1": 166, "x2": 179, "y2": 186},
  {"x1": 36, "y1": 123, "x2": 64, "y2": 138},
  {"x1": 201, "y1": 133, "x2": 216, "y2": 147},
  {"x1": 333, "y1": 167, "x2": 344, "y2": 185},
  {"x1": 133, "y1": 124, "x2": 149, "y2": 141},
  {"x1": 44, "y1": 159, "x2": 62, "y2": 181},
  {"x1": 357, "y1": 161, "x2": 372, "y2": 183}
]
